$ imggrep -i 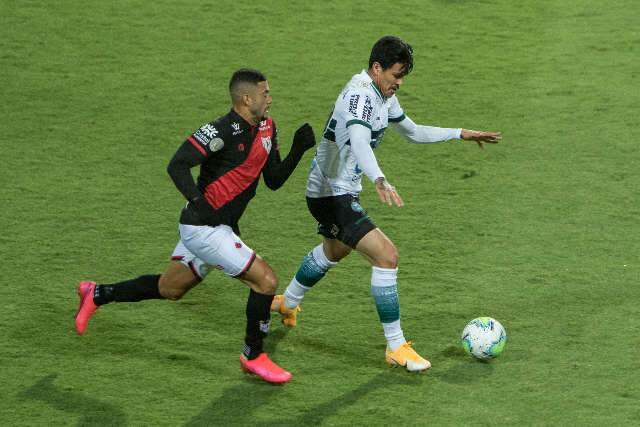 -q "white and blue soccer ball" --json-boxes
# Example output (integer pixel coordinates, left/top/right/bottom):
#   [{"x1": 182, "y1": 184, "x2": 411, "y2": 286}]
[{"x1": 461, "y1": 317, "x2": 507, "y2": 360}]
